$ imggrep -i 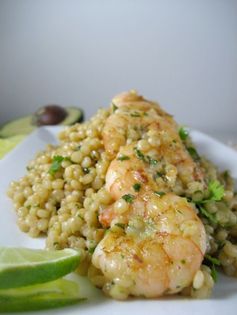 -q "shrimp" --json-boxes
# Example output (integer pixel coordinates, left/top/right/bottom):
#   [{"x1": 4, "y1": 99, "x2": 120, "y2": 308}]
[
  {"x1": 92, "y1": 91, "x2": 207, "y2": 299},
  {"x1": 111, "y1": 90, "x2": 173, "y2": 120},
  {"x1": 103, "y1": 91, "x2": 204, "y2": 191},
  {"x1": 93, "y1": 192, "x2": 206, "y2": 298},
  {"x1": 103, "y1": 91, "x2": 175, "y2": 158}
]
